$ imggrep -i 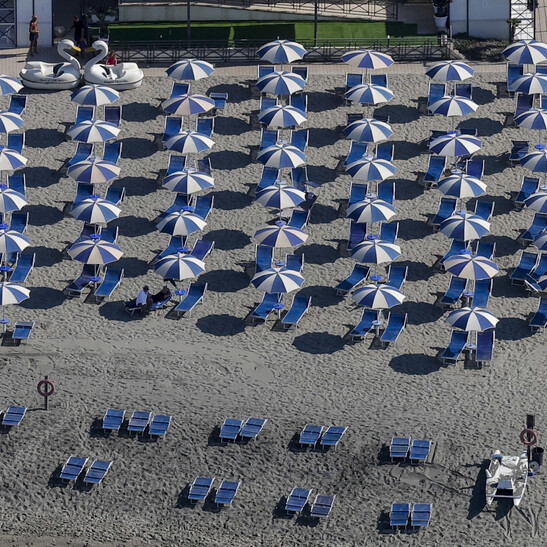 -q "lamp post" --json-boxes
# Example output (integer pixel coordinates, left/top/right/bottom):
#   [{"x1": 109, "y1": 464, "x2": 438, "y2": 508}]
[{"x1": 187, "y1": 0, "x2": 191, "y2": 48}]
